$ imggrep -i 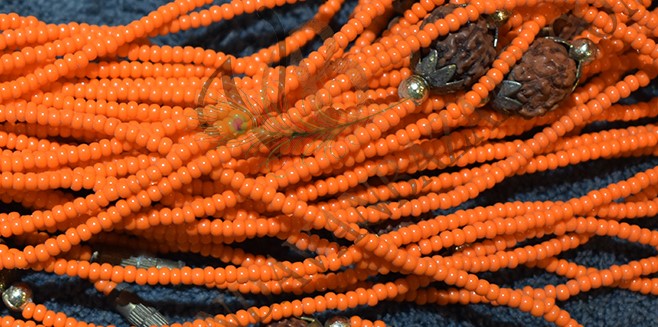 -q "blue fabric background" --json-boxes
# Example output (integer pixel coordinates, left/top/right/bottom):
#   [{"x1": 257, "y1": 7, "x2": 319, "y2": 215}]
[{"x1": 1, "y1": 0, "x2": 658, "y2": 326}]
